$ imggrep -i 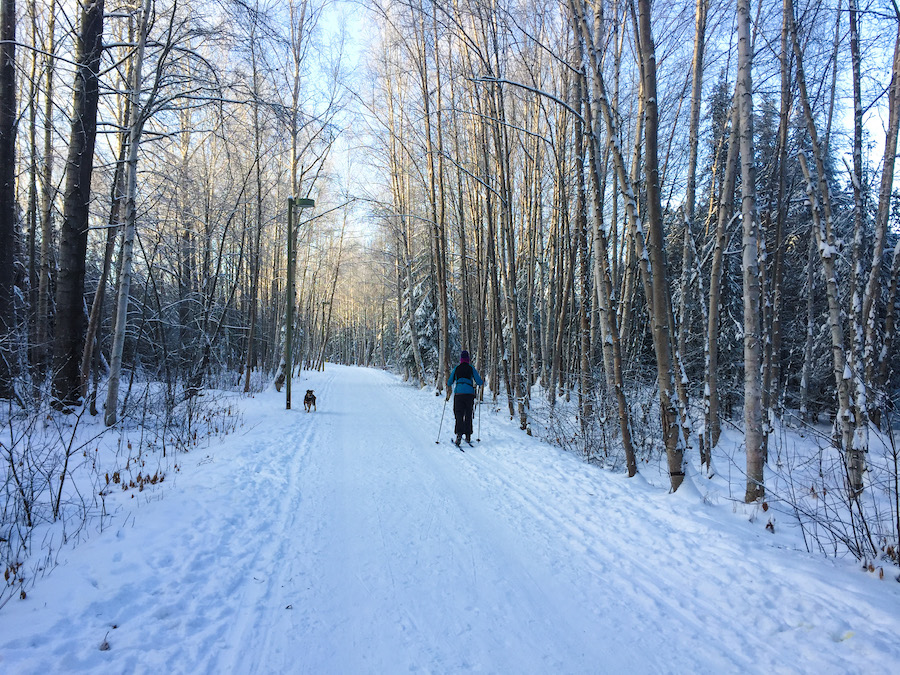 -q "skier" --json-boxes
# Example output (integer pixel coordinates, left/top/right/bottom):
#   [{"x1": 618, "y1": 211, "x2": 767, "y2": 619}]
[{"x1": 446, "y1": 350, "x2": 483, "y2": 446}]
